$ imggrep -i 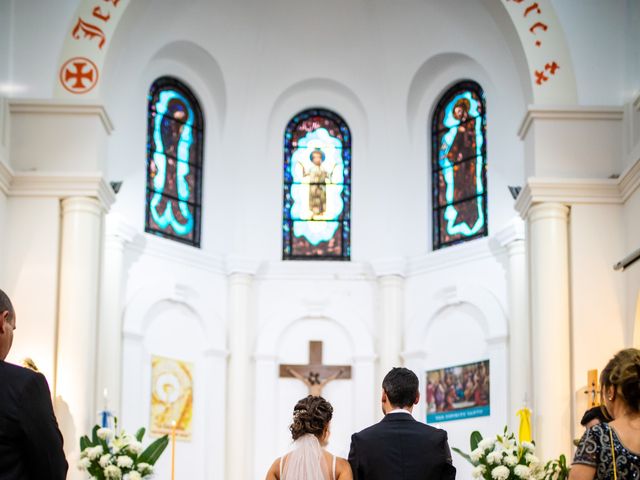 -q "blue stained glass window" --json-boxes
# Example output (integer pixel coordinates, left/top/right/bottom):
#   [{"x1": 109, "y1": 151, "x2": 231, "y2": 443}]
[
  {"x1": 283, "y1": 109, "x2": 351, "y2": 260},
  {"x1": 432, "y1": 81, "x2": 487, "y2": 250},
  {"x1": 145, "y1": 77, "x2": 204, "y2": 247}
]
